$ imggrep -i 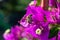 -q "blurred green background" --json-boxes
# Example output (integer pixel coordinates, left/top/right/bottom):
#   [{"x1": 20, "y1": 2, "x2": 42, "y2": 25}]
[{"x1": 0, "y1": 0, "x2": 32, "y2": 40}]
